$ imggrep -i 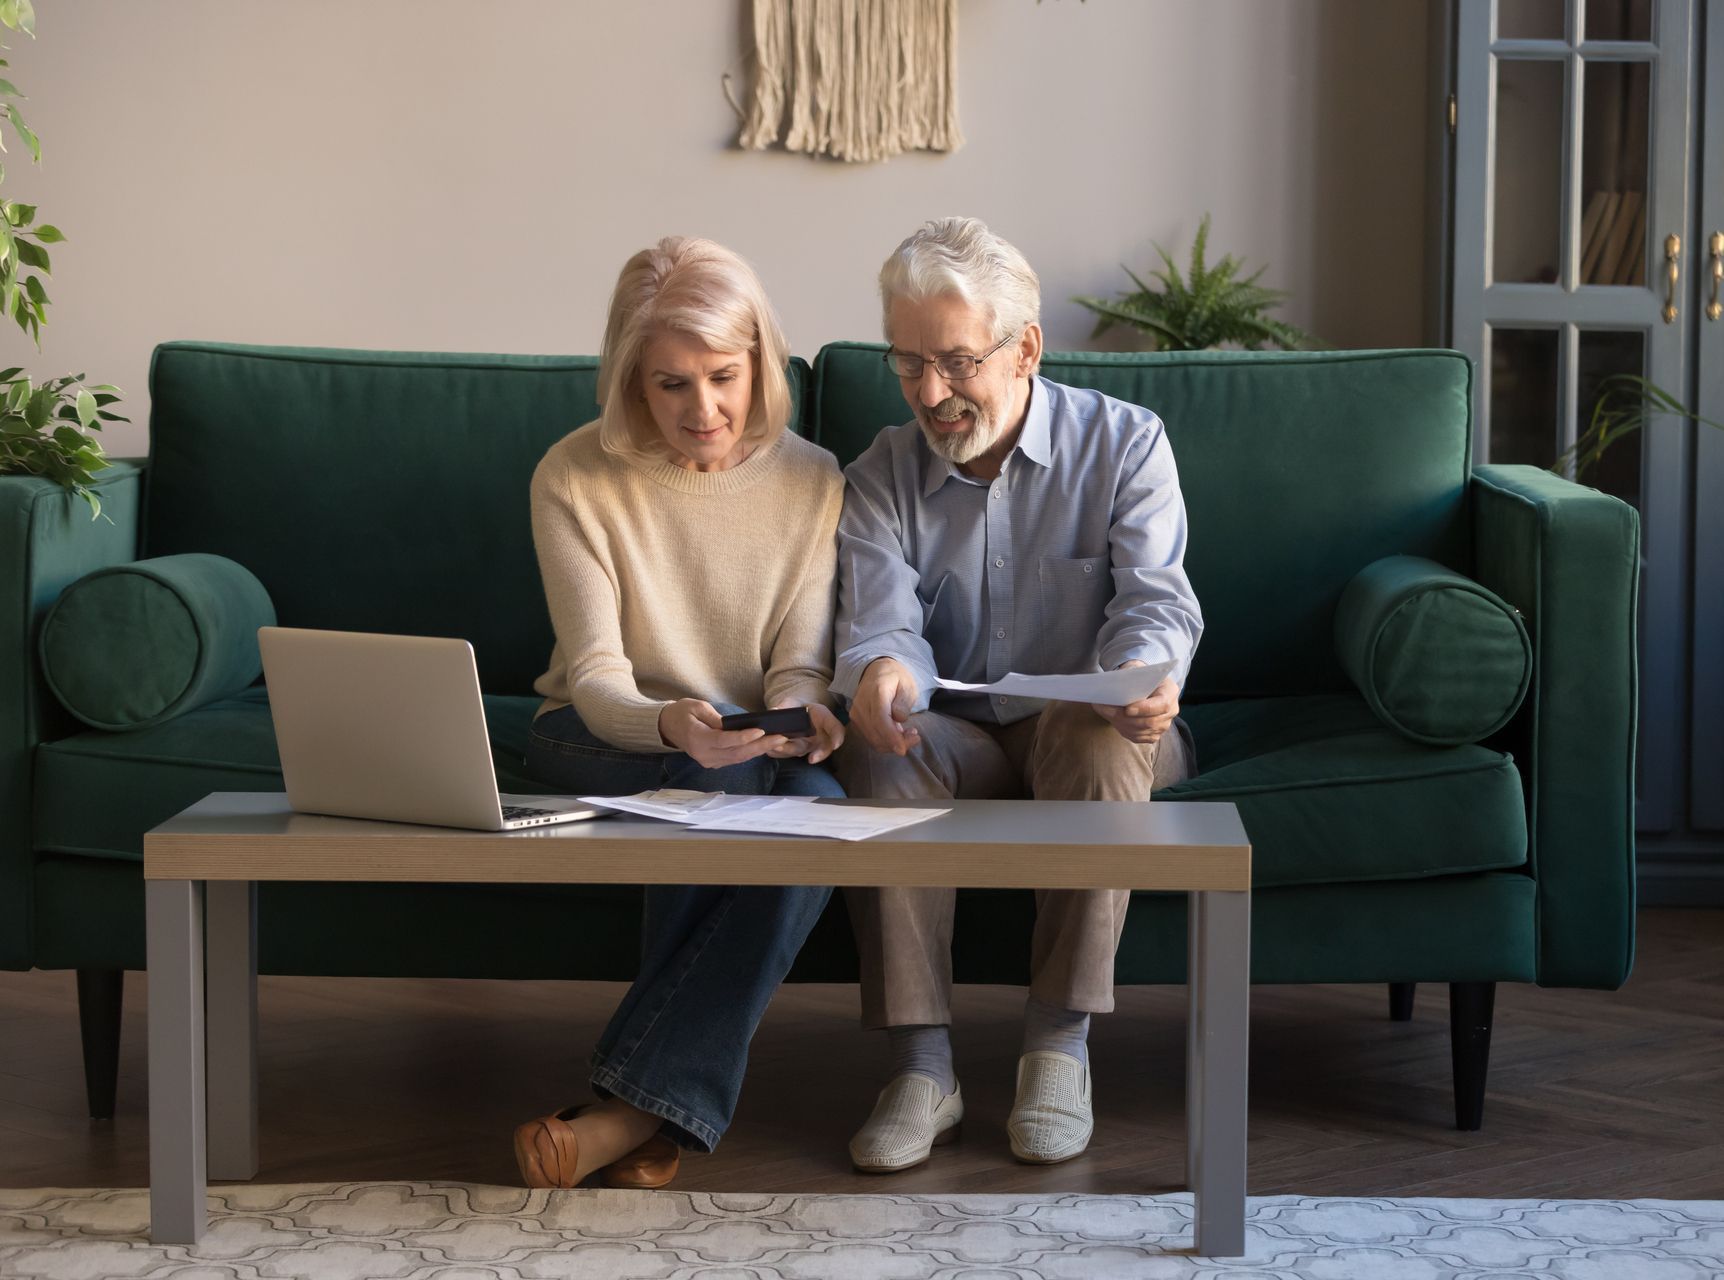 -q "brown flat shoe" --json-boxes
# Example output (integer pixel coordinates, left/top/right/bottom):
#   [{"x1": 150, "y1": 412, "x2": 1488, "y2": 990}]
[
  {"x1": 600, "y1": 1133, "x2": 681, "y2": 1189},
  {"x1": 513, "y1": 1109, "x2": 581, "y2": 1189}
]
